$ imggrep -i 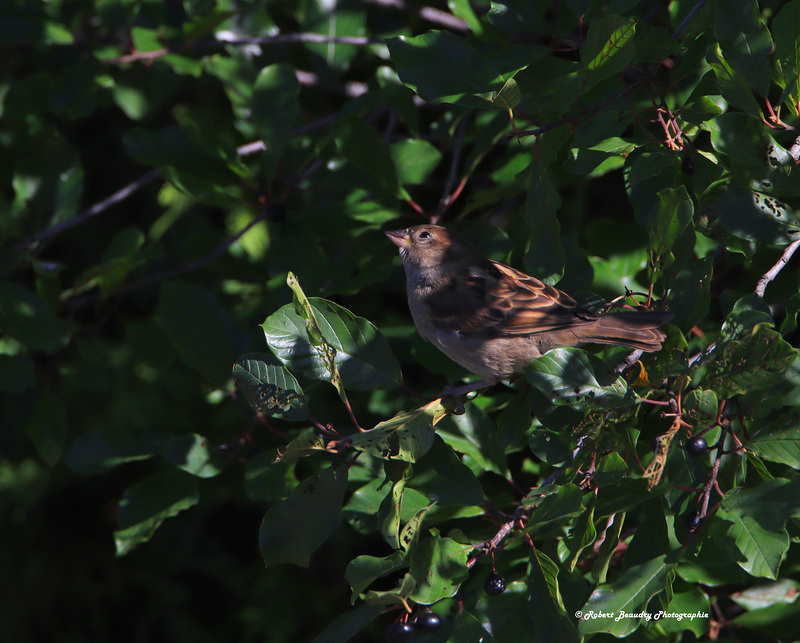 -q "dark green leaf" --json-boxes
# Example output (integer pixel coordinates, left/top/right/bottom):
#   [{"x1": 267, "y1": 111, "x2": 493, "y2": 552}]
[
  {"x1": 527, "y1": 550, "x2": 581, "y2": 643},
  {"x1": 345, "y1": 551, "x2": 407, "y2": 598},
  {"x1": 259, "y1": 465, "x2": 349, "y2": 567},
  {"x1": 0, "y1": 282, "x2": 63, "y2": 352},
  {"x1": 386, "y1": 31, "x2": 506, "y2": 107},
  {"x1": 716, "y1": 0, "x2": 772, "y2": 97},
  {"x1": 157, "y1": 281, "x2": 238, "y2": 386},
  {"x1": 579, "y1": 15, "x2": 636, "y2": 89},
  {"x1": 251, "y1": 64, "x2": 299, "y2": 178},
  {"x1": 161, "y1": 433, "x2": 223, "y2": 478},
  {"x1": 524, "y1": 161, "x2": 564, "y2": 284},
  {"x1": 262, "y1": 297, "x2": 403, "y2": 391},
  {"x1": 114, "y1": 465, "x2": 200, "y2": 556},
  {"x1": 749, "y1": 411, "x2": 800, "y2": 470},
  {"x1": 579, "y1": 555, "x2": 676, "y2": 636},
  {"x1": 408, "y1": 436, "x2": 485, "y2": 507},
  {"x1": 308, "y1": 603, "x2": 385, "y2": 643},
  {"x1": 704, "y1": 188, "x2": 800, "y2": 246},
  {"x1": 408, "y1": 536, "x2": 469, "y2": 603},
  {"x1": 350, "y1": 400, "x2": 445, "y2": 462},
  {"x1": 525, "y1": 348, "x2": 632, "y2": 408},
  {"x1": 26, "y1": 392, "x2": 67, "y2": 466},
  {"x1": 233, "y1": 353, "x2": 309, "y2": 421}
]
